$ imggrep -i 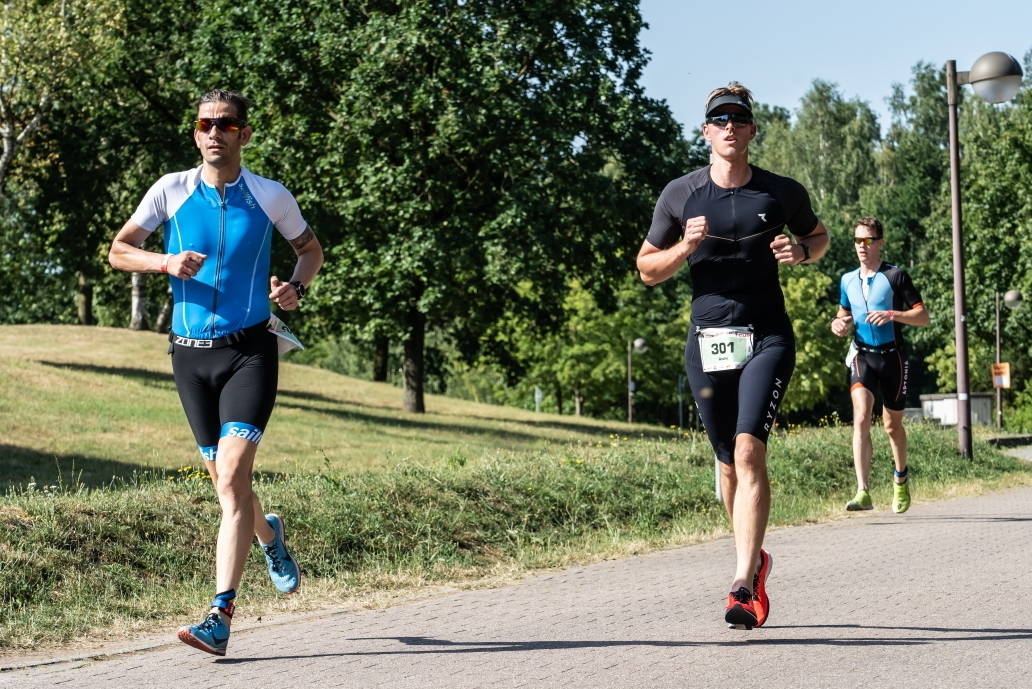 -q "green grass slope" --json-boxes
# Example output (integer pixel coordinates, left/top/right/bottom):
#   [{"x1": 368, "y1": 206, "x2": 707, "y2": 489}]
[
  {"x1": 1, "y1": 325, "x2": 1030, "y2": 652},
  {"x1": 0, "y1": 324, "x2": 669, "y2": 490}
]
